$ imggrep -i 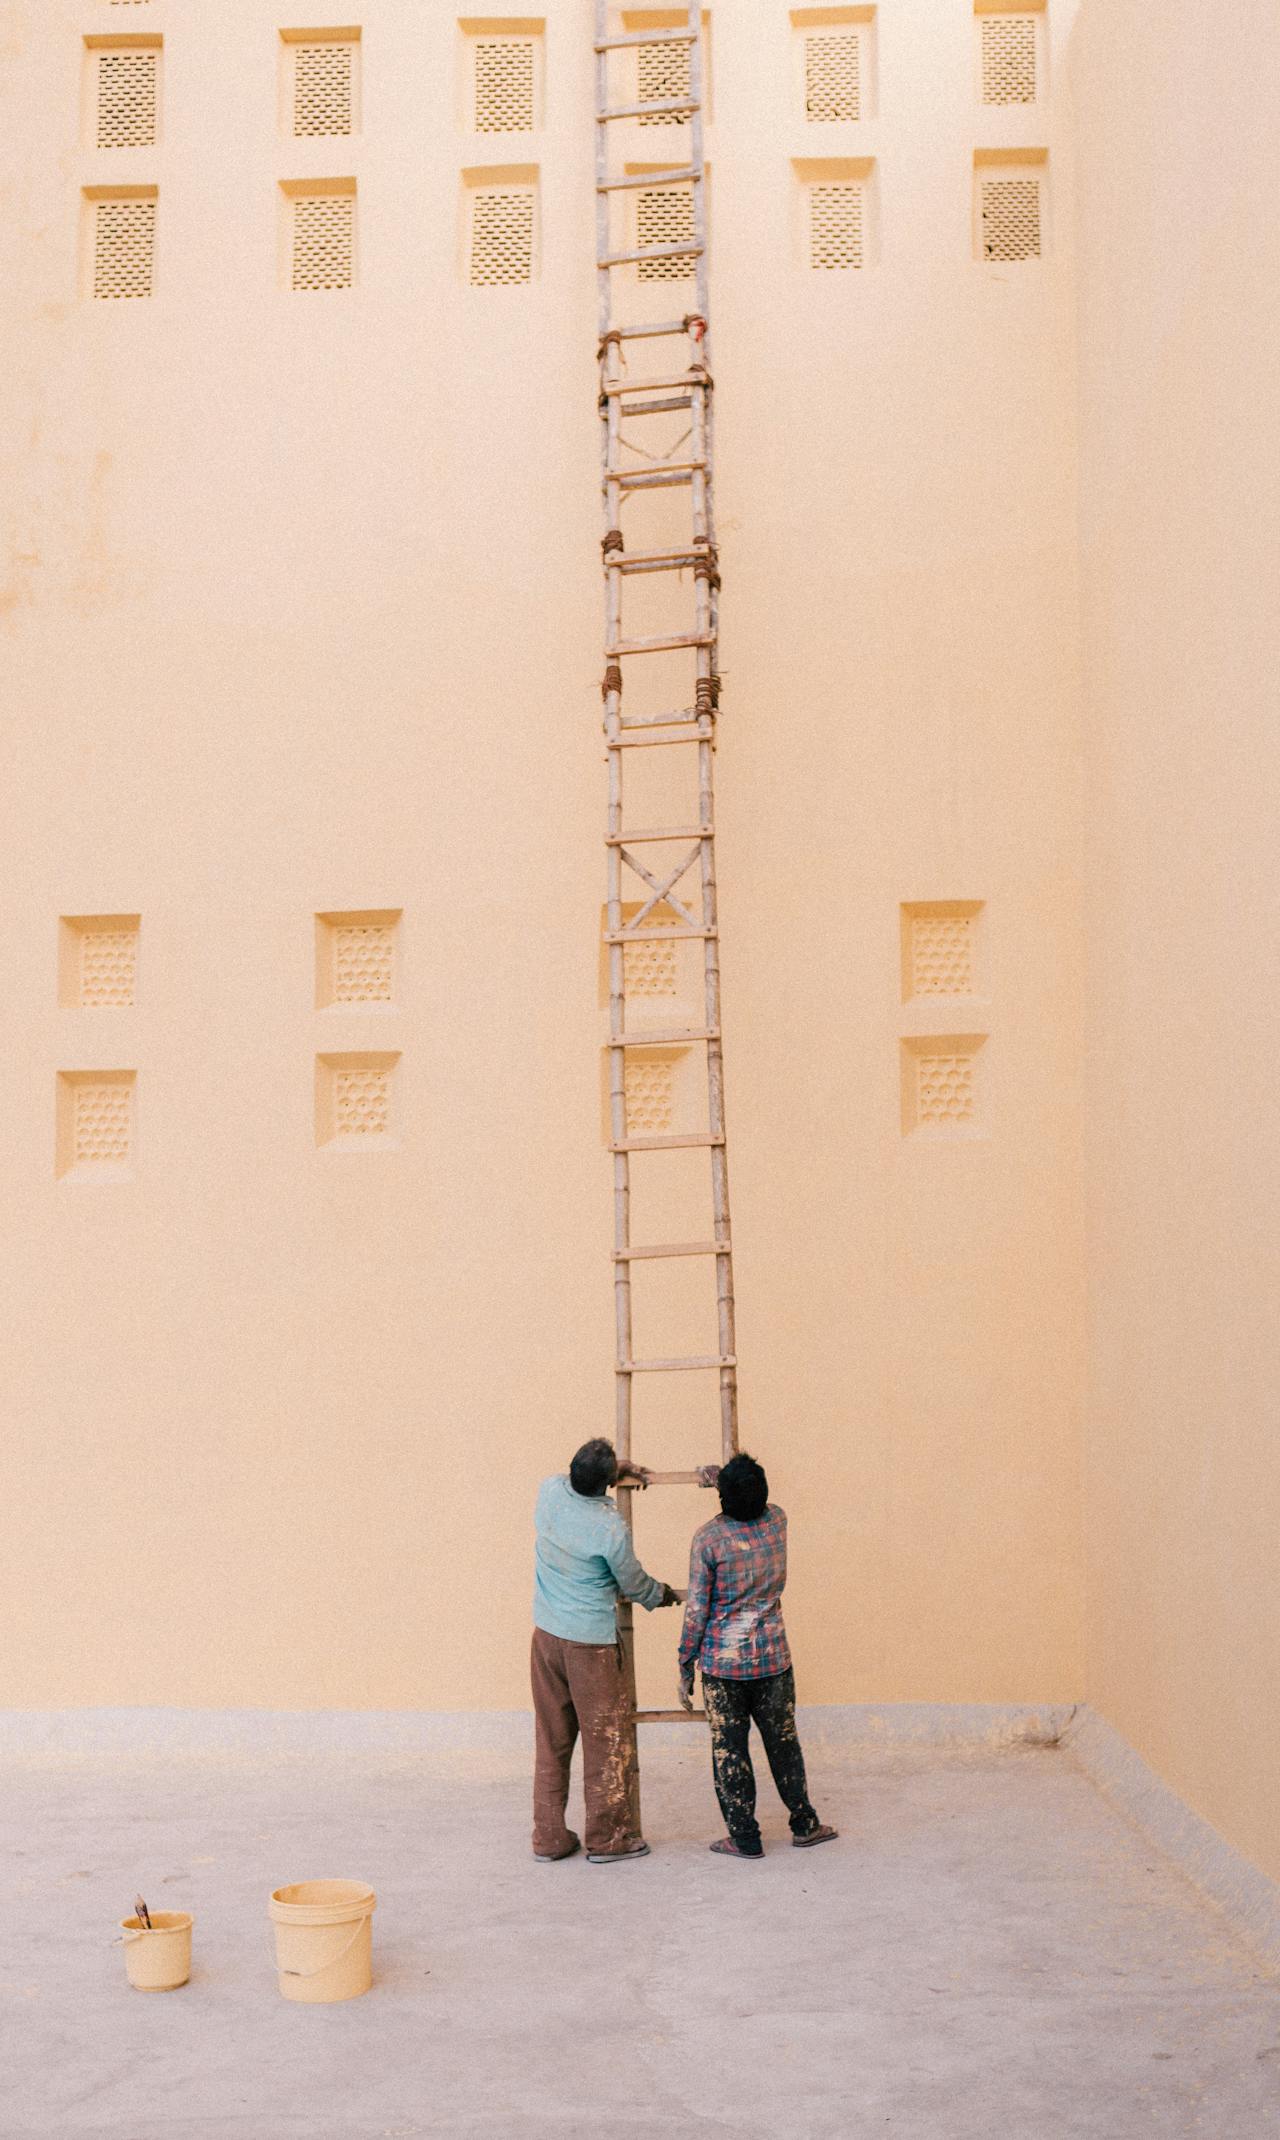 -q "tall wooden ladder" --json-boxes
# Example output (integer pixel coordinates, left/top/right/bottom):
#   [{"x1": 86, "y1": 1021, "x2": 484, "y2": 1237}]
[{"x1": 594, "y1": 0, "x2": 738, "y2": 1829}]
